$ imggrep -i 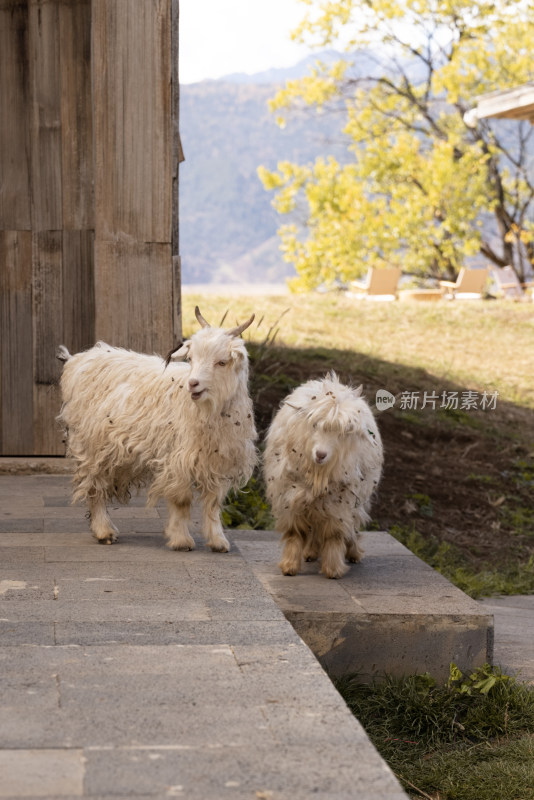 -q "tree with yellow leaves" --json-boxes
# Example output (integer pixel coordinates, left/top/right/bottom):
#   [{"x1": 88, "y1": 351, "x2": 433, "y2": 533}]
[{"x1": 258, "y1": 0, "x2": 534, "y2": 290}]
